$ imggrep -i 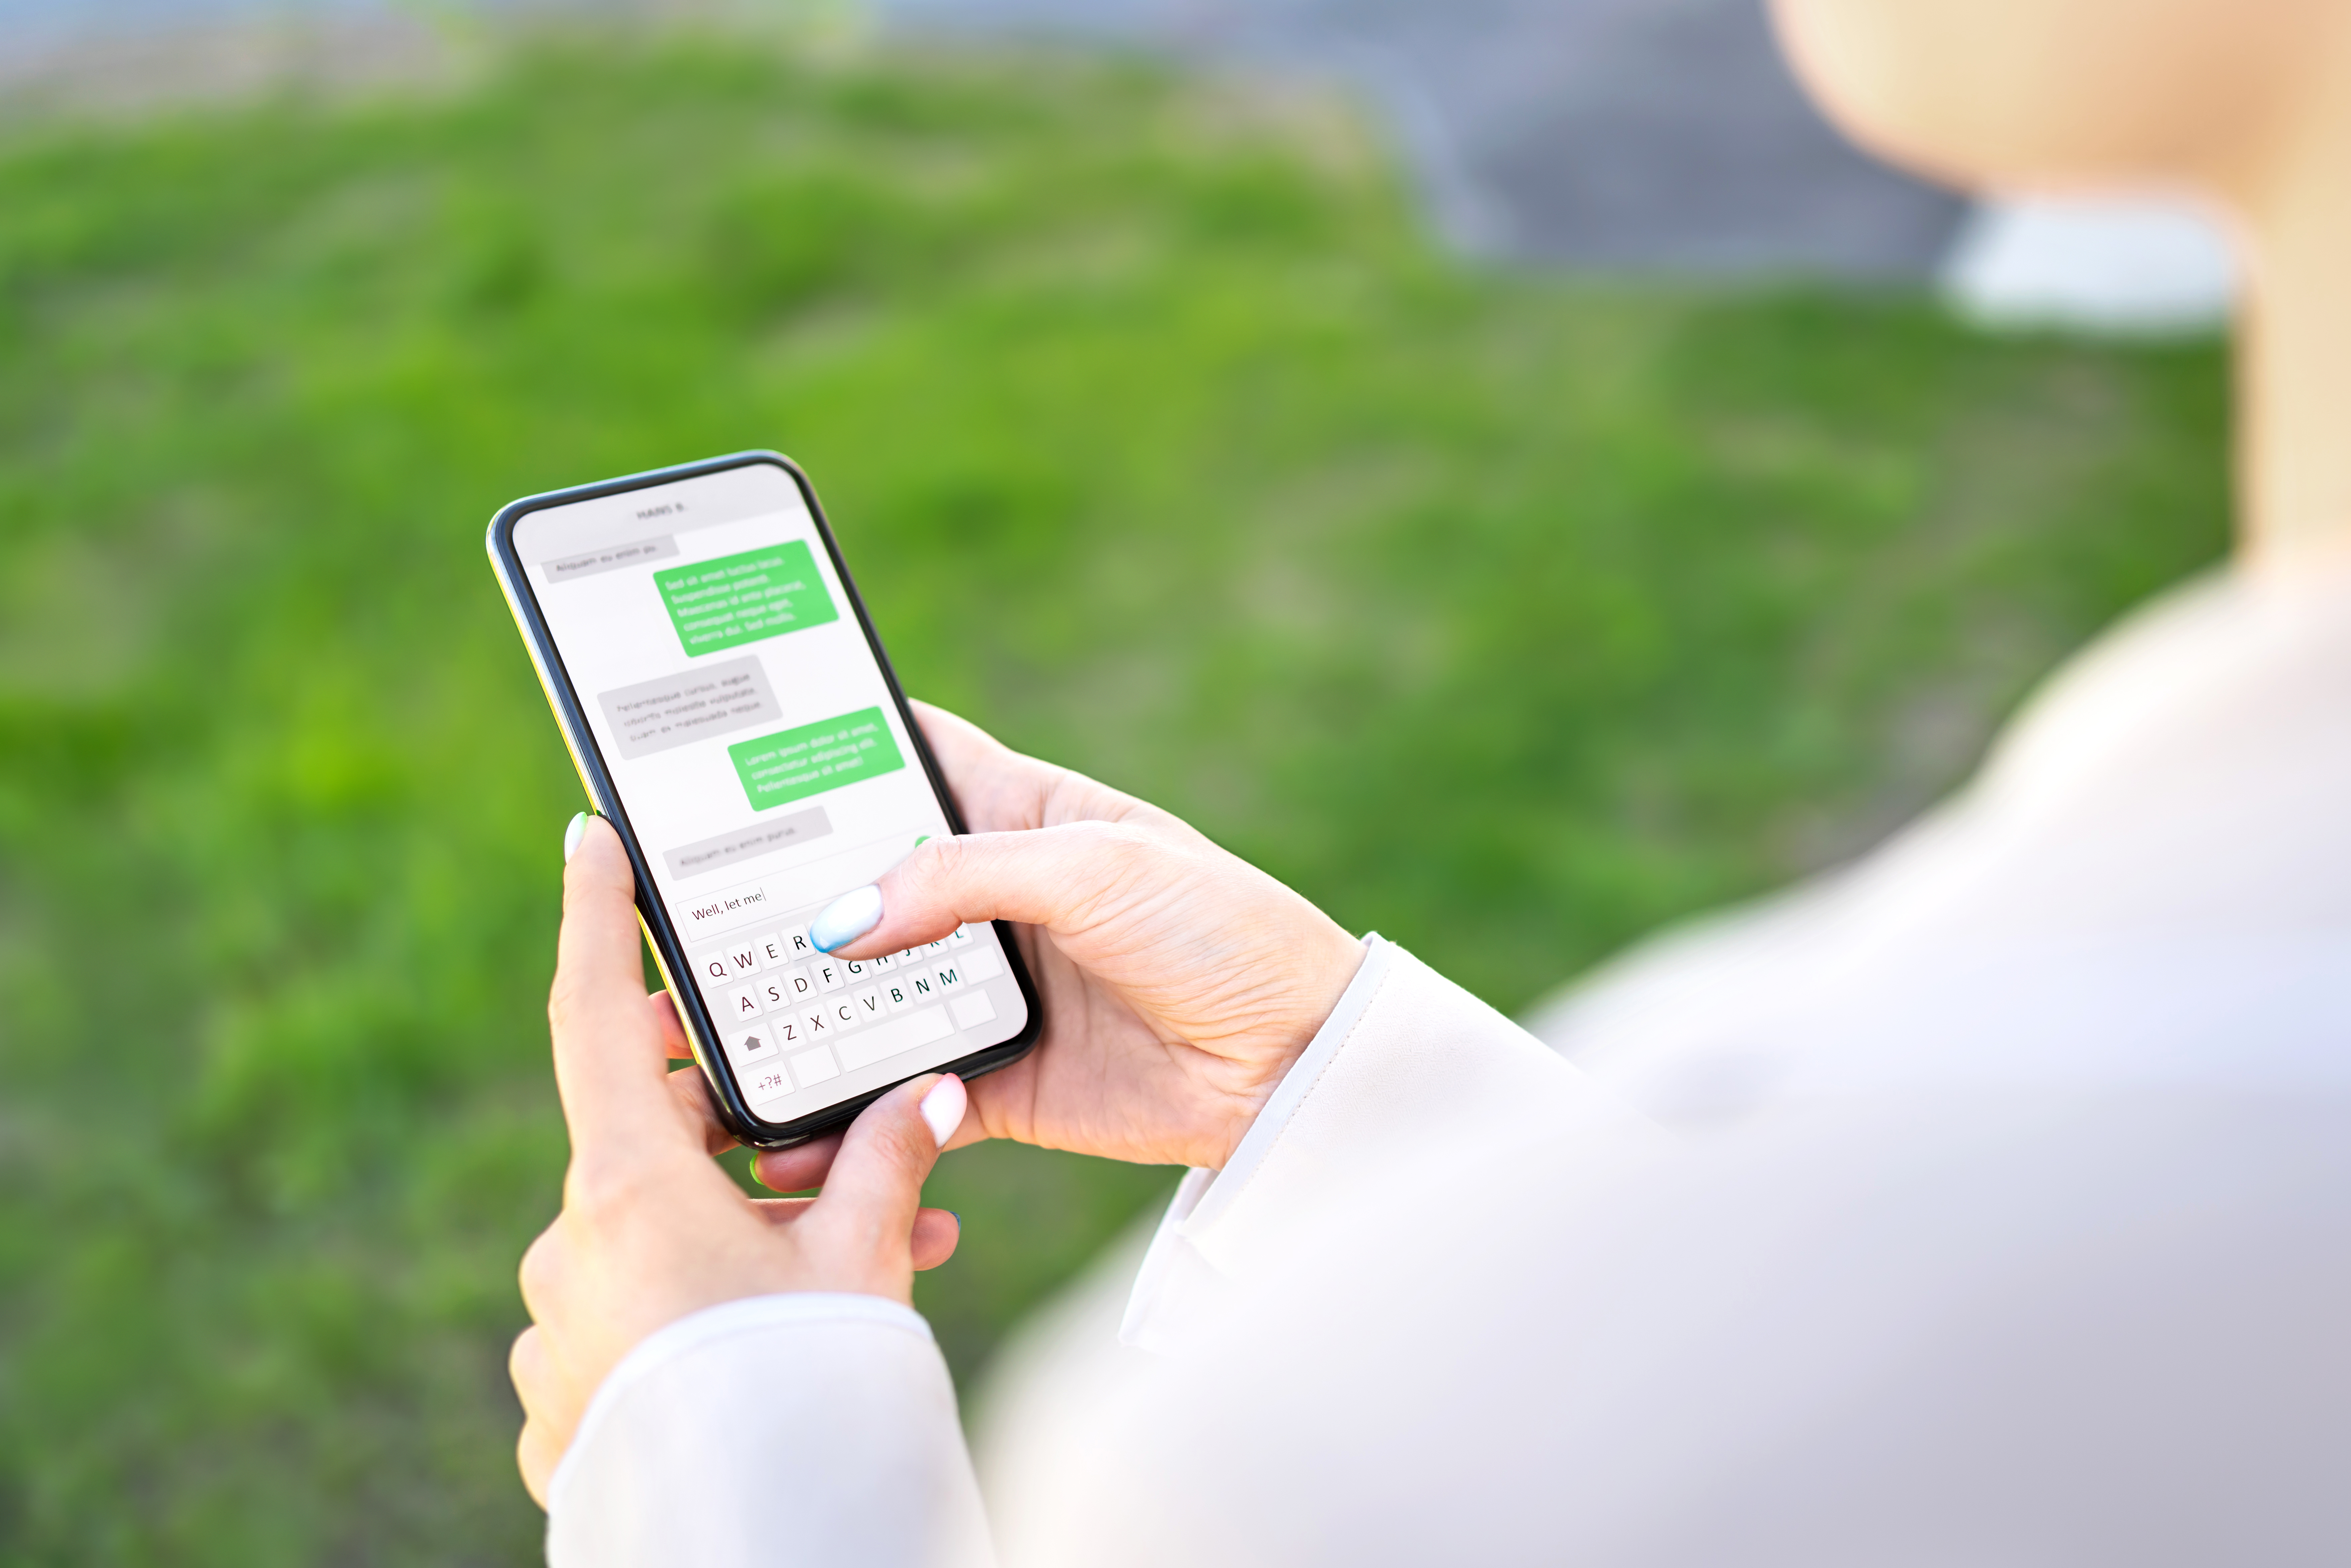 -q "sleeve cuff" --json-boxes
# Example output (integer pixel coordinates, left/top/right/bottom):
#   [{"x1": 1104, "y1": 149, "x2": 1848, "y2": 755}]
[
  {"x1": 547, "y1": 1292, "x2": 932, "y2": 1516},
  {"x1": 545, "y1": 1292, "x2": 991, "y2": 1568},
  {"x1": 1120, "y1": 934, "x2": 1656, "y2": 1352}
]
